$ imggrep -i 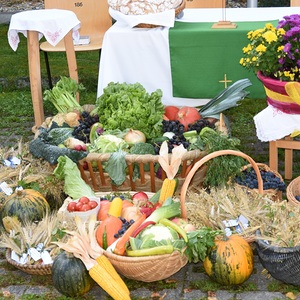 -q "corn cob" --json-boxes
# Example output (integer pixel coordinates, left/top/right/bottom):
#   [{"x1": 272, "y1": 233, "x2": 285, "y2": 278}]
[
  {"x1": 159, "y1": 178, "x2": 177, "y2": 204},
  {"x1": 96, "y1": 255, "x2": 129, "y2": 295},
  {"x1": 89, "y1": 263, "x2": 131, "y2": 300}
]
